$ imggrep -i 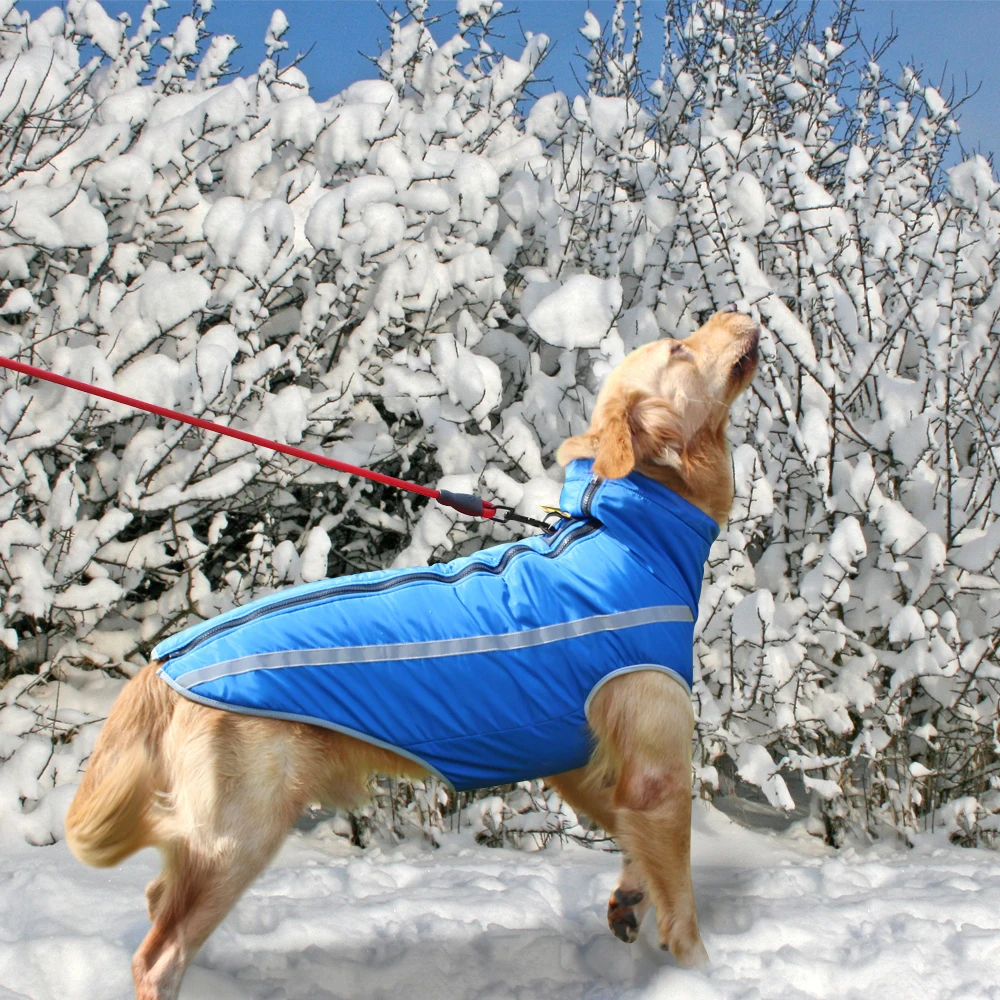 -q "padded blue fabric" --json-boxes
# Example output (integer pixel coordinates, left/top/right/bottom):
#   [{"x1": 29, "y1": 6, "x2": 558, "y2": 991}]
[{"x1": 156, "y1": 459, "x2": 718, "y2": 791}]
